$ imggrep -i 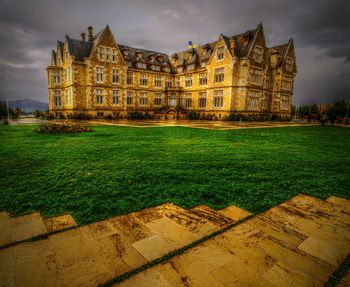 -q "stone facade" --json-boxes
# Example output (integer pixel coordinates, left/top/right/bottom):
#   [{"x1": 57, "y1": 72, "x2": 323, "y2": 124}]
[{"x1": 47, "y1": 23, "x2": 297, "y2": 120}]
